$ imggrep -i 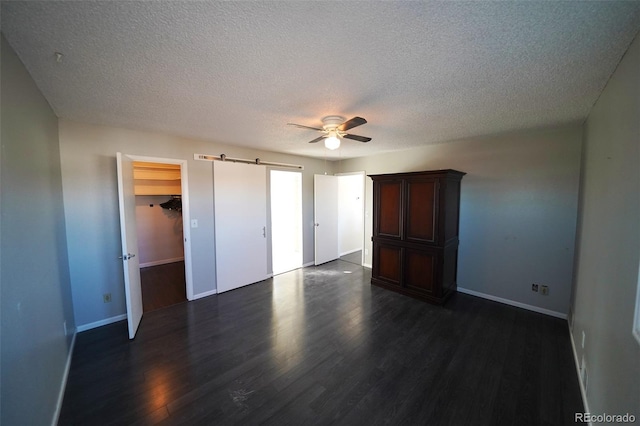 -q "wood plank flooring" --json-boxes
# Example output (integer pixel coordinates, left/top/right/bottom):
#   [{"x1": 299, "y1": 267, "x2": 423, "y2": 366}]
[
  {"x1": 140, "y1": 261, "x2": 187, "y2": 312},
  {"x1": 59, "y1": 260, "x2": 584, "y2": 425},
  {"x1": 339, "y1": 250, "x2": 362, "y2": 265}
]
